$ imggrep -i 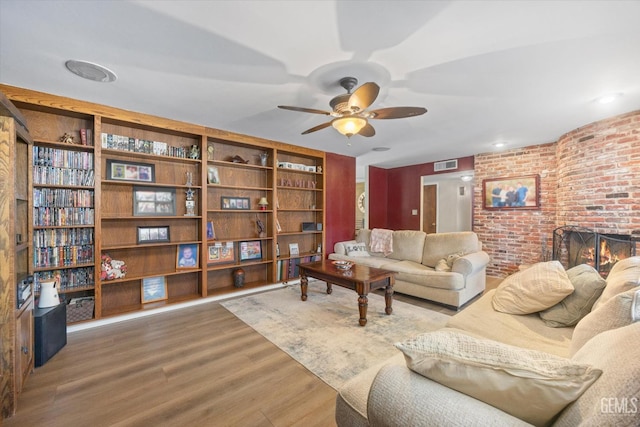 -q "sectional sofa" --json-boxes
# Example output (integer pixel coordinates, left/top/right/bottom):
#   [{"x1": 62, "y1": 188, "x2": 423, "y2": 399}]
[
  {"x1": 329, "y1": 229, "x2": 490, "y2": 308},
  {"x1": 335, "y1": 256, "x2": 640, "y2": 426}
]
